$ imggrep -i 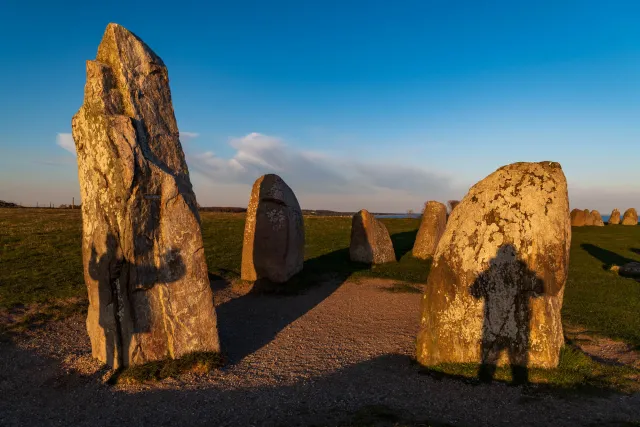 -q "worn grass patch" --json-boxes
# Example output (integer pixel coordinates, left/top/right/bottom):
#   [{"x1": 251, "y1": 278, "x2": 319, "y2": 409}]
[
  {"x1": 421, "y1": 346, "x2": 640, "y2": 394},
  {"x1": 108, "y1": 351, "x2": 225, "y2": 385}
]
